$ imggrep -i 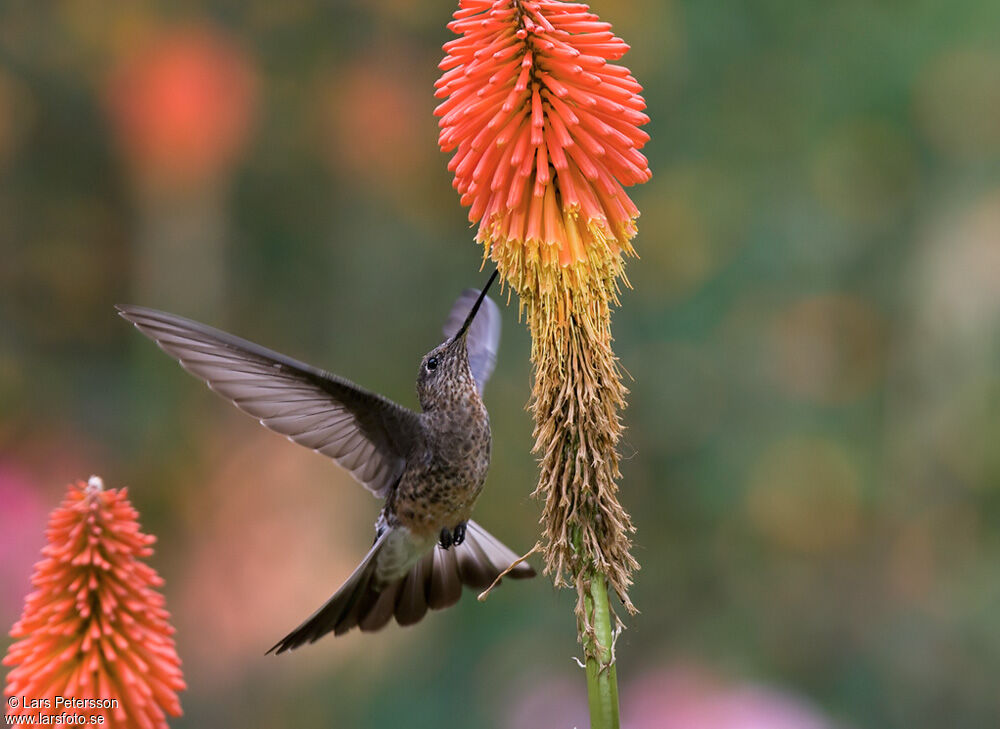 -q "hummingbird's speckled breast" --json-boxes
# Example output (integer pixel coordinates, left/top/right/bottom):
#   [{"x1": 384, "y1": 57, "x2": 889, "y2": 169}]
[{"x1": 389, "y1": 381, "x2": 491, "y2": 538}]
